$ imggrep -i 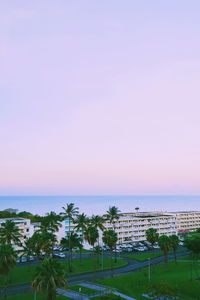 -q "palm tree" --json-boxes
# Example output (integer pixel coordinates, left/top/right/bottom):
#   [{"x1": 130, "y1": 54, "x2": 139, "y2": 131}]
[
  {"x1": 27, "y1": 232, "x2": 44, "y2": 260},
  {"x1": 106, "y1": 206, "x2": 121, "y2": 262},
  {"x1": 22, "y1": 238, "x2": 34, "y2": 262},
  {"x1": 0, "y1": 220, "x2": 22, "y2": 246},
  {"x1": 102, "y1": 230, "x2": 118, "y2": 277},
  {"x1": 91, "y1": 215, "x2": 105, "y2": 242},
  {"x1": 74, "y1": 213, "x2": 88, "y2": 264},
  {"x1": 146, "y1": 228, "x2": 159, "y2": 249},
  {"x1": 135, "y1": 207, "x2": 140, "y2": 213},
  {"x1": 60, "y1": 233, "x2": 82, "y2": 271},
  {"x1": 91, "y1": 215, "x2": 105, "y2": 265},
  {"x1": 28, "y1": 232, "x2": 57, "y2": 259},
  {"x1": 60, "y1": 203, "x2": 79, "y2": 272},
  {"x1": 41, "y1": 232, "x2": 57, "y2": 257},
  {"x1": 158, "y1": 235, "x2": 171, "y2": 264},
  {"x1": 40, "y1": 212, "x2": 62, "y2": 233},
  {"x1": 0, "y1": 244, "x2": 17, "y2": 298},
  {"x1": 84, "y1": 226, "x2": 99, "y2": 273},
  {"x1": 169, "y1": 235, "x2": 180, "y2": 263},
  {"x1": 32, "y1": 258, "x2": 66, "y2": 300}
]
